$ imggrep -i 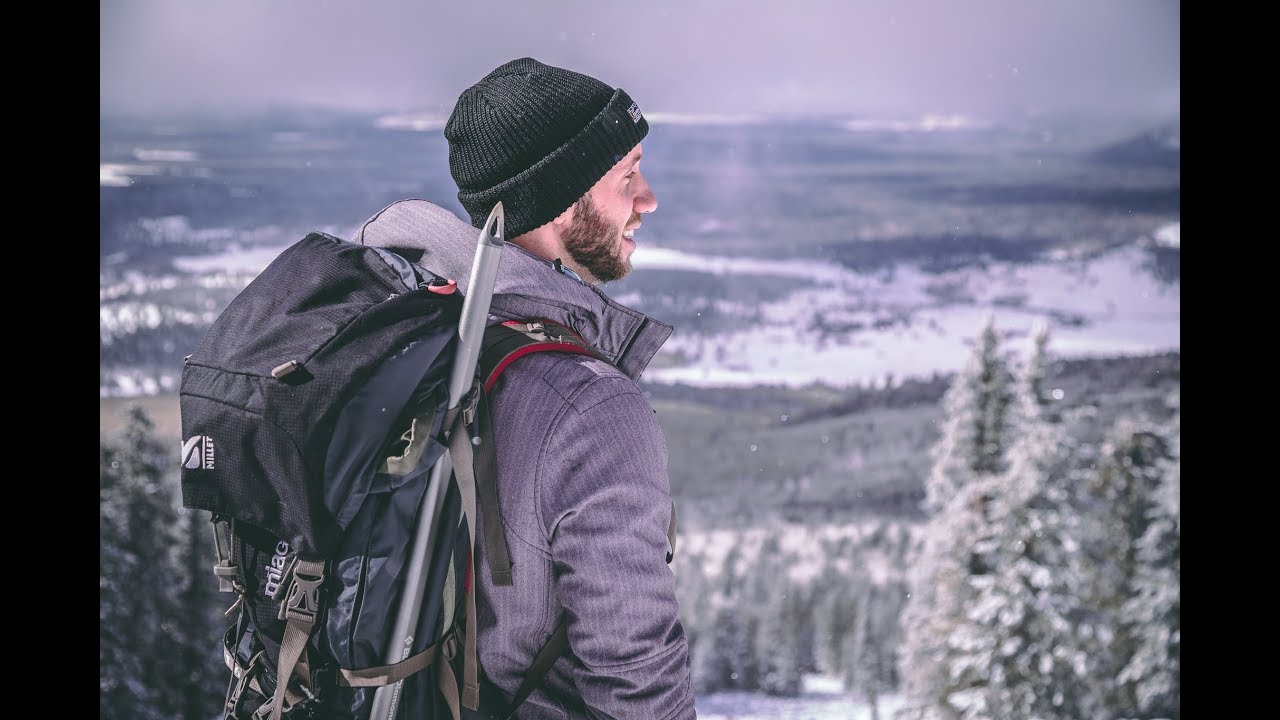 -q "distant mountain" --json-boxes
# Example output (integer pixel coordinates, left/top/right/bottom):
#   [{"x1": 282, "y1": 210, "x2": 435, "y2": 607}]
[{"x1": 1090, "y1": 123, "x2": 1180, "y2": 168}]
